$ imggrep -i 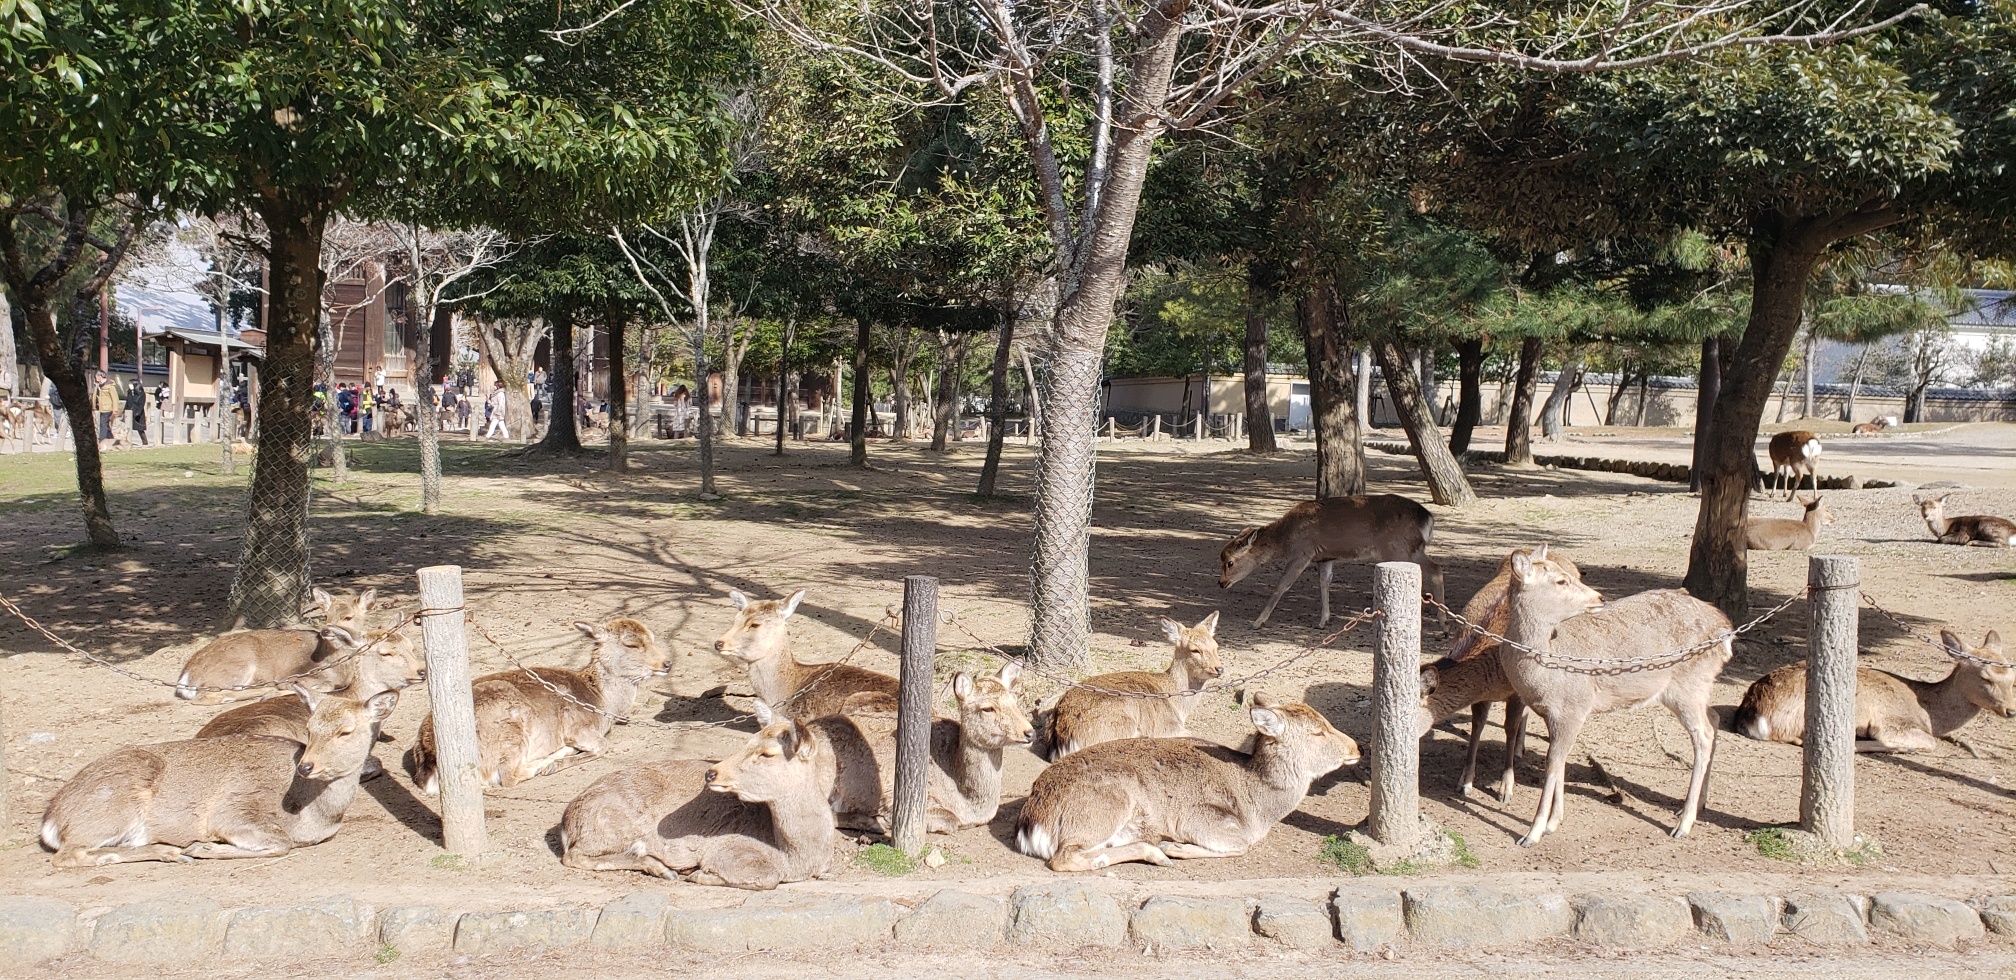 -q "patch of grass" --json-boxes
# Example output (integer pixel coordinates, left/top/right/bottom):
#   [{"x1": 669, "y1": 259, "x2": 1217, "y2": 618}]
[
  {"x1": 430, "y1": 853, "x2": 464, "y2": 871},
  {"x1": 1447, "y1": 830, "x2": 1482, "y2": 870},
  {"x1": 1747, "y1": 826, "x2": 1797, "y2": 862},
  {"x1": 375, "y1": 944, "x2": 401, "y2": 964},
  {"x1": 854, "y1": 843, "x2": 917, "y2": 876},
  {"x1": 1317, "y1": 835, "x2": 1374, "y2": 875}
]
